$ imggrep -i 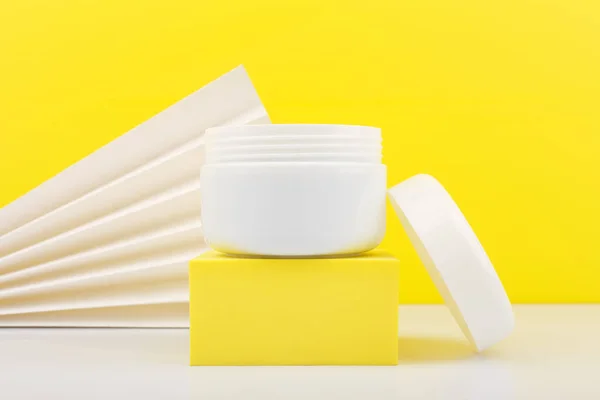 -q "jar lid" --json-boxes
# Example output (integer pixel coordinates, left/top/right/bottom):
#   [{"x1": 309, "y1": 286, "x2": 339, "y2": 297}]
[{"x1": 388, "y1": 174, "x2": 514, "y2": 351}]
